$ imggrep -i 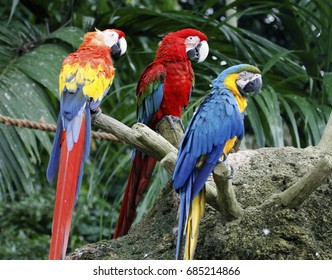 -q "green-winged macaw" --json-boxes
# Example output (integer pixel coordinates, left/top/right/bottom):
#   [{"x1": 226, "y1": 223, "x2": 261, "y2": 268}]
[
  {"x1": 172, "y1": 64, "x2": 262, "y2": 260},
  {"x1": 46, "y1": 28, "x2": 127, "y2": 260},
  {"x1": 113, "y1": 28, "x2": 209, "y2": 238}
]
